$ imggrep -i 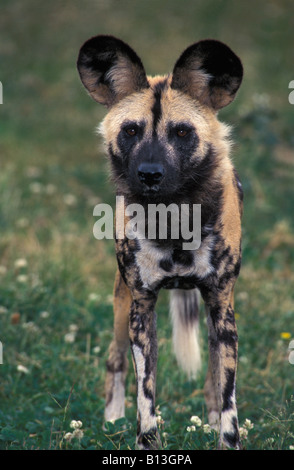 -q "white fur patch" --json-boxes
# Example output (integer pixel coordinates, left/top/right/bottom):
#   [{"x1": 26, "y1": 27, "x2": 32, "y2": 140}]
[
  {"x1": 135, "y1": 233, "x2": 215, "y2": 291},
  {"x1": 104, "y1": 372, "x2": 125, "y2": 423}
]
